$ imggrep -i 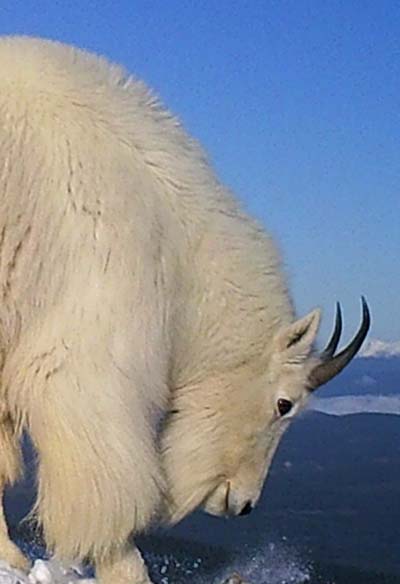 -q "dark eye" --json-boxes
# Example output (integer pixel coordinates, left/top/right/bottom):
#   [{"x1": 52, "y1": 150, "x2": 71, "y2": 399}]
[{"x1": 277, "y1": 398, "x2": 293, "y2": 417}]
